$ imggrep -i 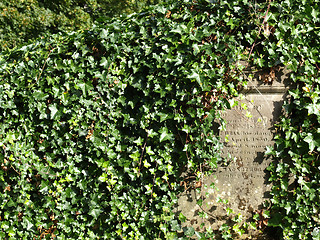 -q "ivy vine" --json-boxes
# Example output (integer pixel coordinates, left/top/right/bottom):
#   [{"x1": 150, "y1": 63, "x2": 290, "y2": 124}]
[{"x1": 0, "y1": 0, "x2": 319, "y2": 239}]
